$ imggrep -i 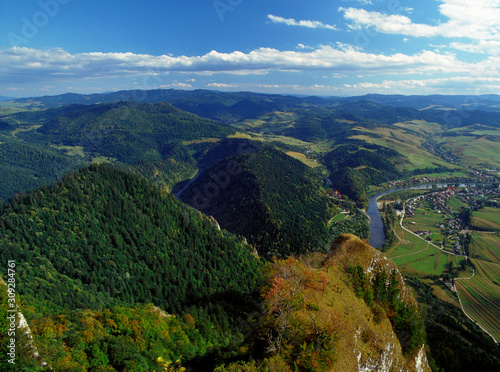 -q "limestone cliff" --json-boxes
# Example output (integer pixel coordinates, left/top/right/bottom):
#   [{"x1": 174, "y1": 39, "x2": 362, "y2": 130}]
[
  {"x1": 326, "y1": 234, "x2": 431, "y2": 372},
  {"x1": 255, "y1": 234, "x2": 431, "y2": 372}
]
